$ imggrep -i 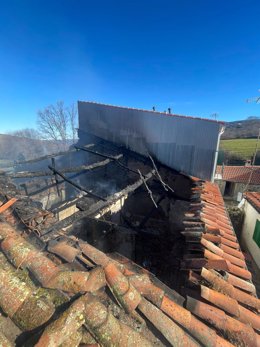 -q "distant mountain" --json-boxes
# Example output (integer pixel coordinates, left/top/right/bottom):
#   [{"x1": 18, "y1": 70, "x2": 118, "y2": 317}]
[{"x1": 222, "y1": 118, "x2": 260, "y2": 139}]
